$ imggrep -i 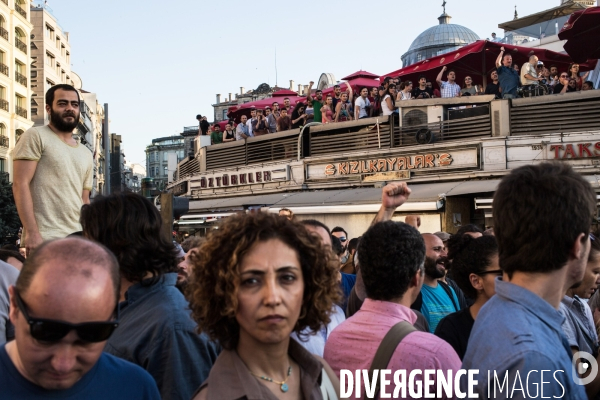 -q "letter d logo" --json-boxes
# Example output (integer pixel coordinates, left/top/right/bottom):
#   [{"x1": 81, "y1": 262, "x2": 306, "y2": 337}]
[{"x1": 572, "y1": 351, "x2": 598, "y2": 385}]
